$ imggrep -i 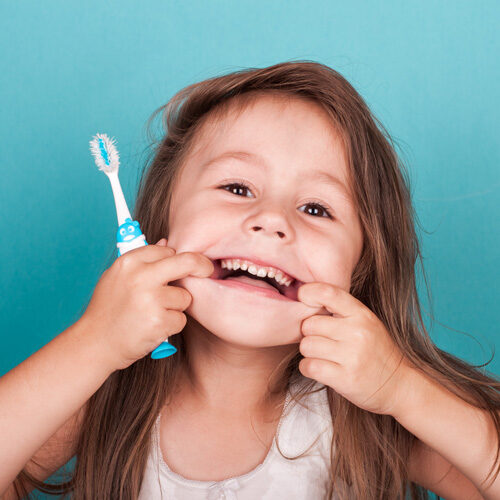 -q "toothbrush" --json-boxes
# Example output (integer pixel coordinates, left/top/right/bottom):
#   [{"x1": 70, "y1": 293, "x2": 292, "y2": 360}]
[{"x1": 89, "y1": 133, "x2": 177, "y2": 359}]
